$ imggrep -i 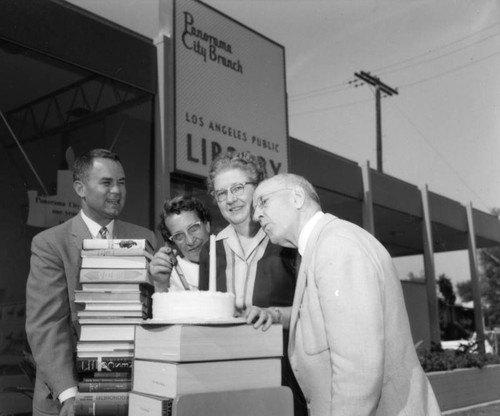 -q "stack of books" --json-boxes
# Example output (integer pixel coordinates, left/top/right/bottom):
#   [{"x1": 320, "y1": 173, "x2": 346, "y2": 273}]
[
  {"x1": 129, "y1": 323, "x2": 286, "y2": 414},
  {"x1": 74, "y1": 239, "x2": 153, "y2": 416}
]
